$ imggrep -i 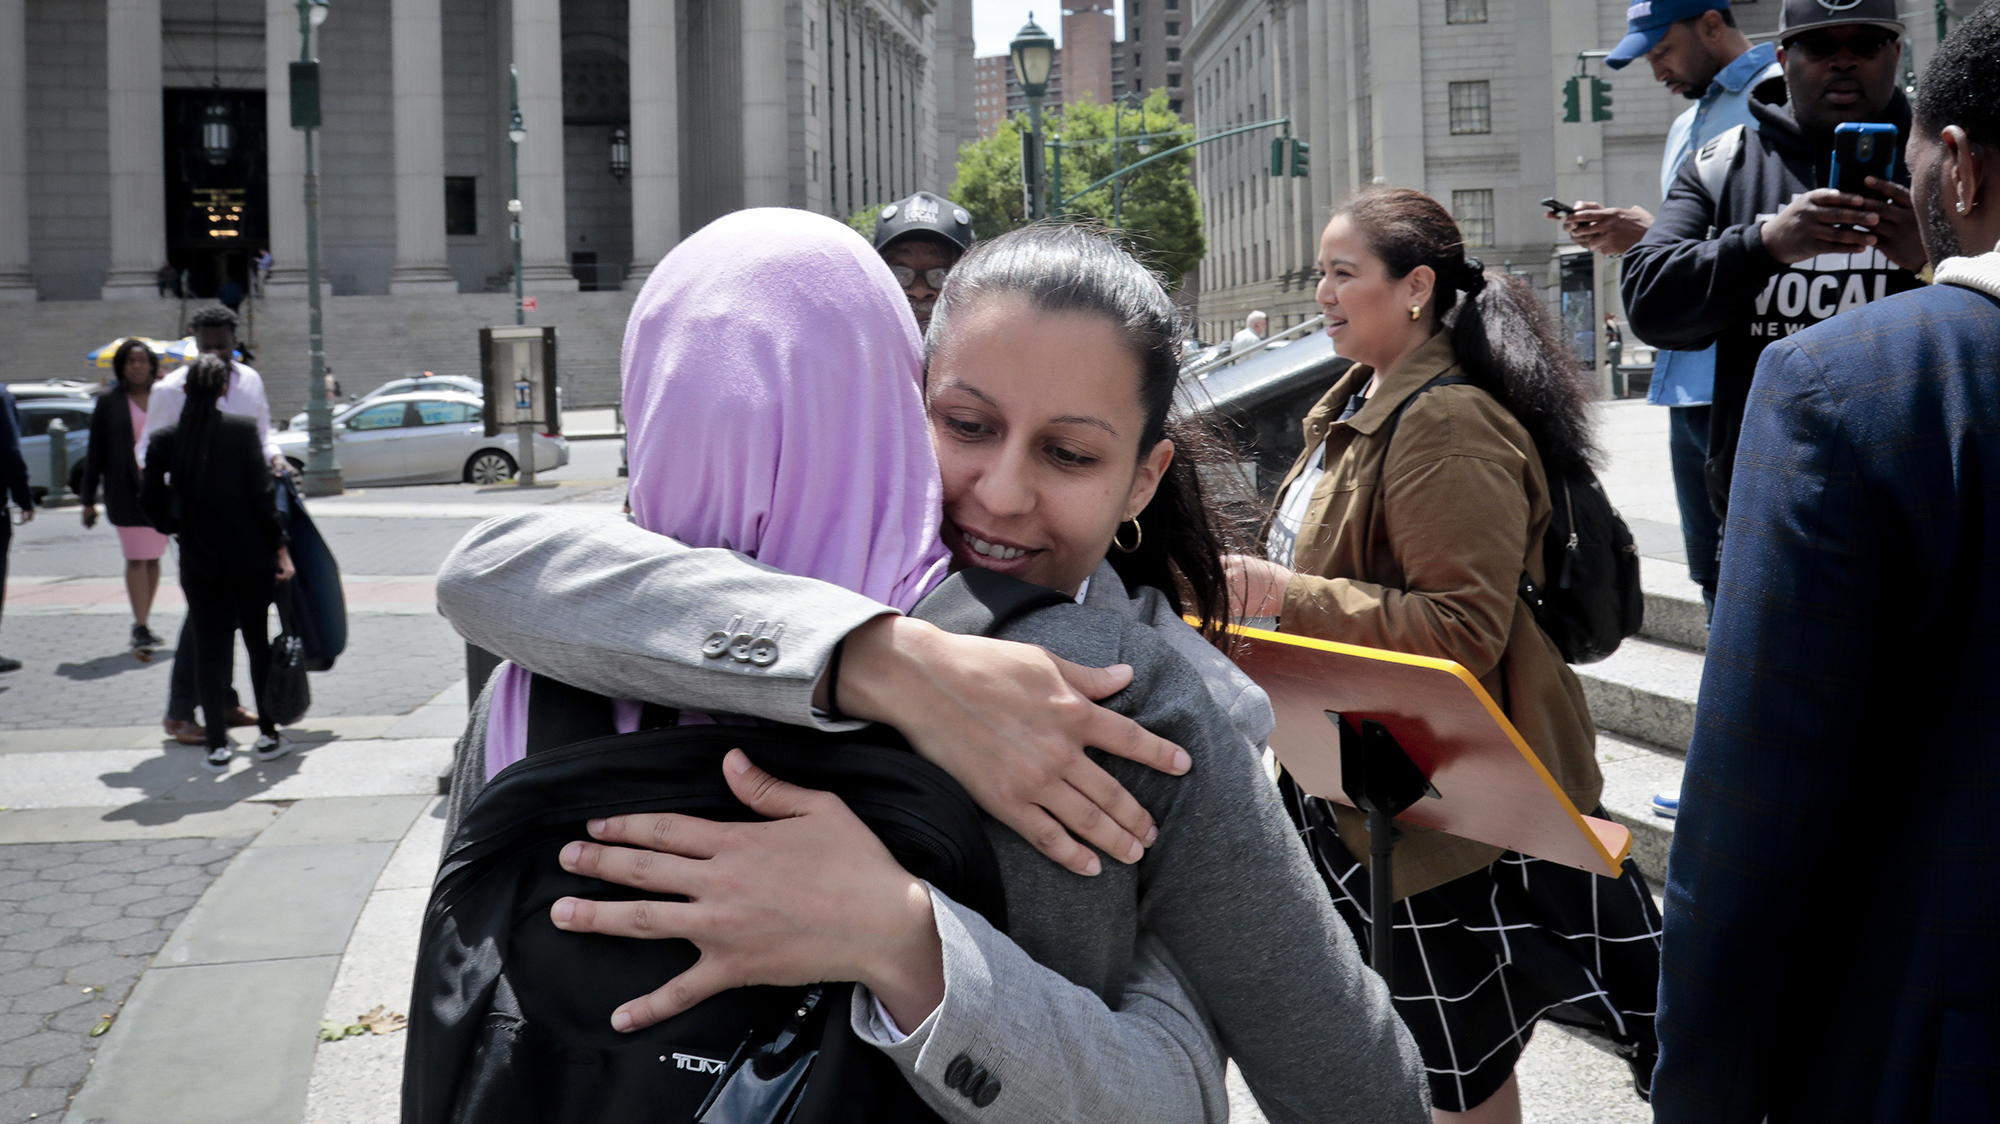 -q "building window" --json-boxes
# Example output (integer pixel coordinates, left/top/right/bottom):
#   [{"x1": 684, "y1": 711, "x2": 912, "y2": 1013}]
[
  {"x1": 1445, "y1": 0, "x2": 1488, "y2": 22},
  {"x1": 1165, "y1": 0, "x2": 1178, "y2": 11},
  {"x1": 1134, "y1": 52, "x2": 1142, "y2": 68},
  {"x1": 445, "y1": 176, "x2": 477, "y2": 236},
  {"x1": 1167, "y1": 47, "x2": 1180, "y2": 61},
  {"x1": 1448, "y1": 80, "x2": 1492, "y2": 134},
  {"x1": 1453, "y1": 189, "x2": 1495, "y2": 247},
  {"x1": 1169, "y1": 99, "x2": 1182, "y2": 113},
  {"x1": 1168, "y1": 72, "x2": 1181, "y2": 87},
  {"x1": 1166, "y1": 21, "x2": 1179, "y2": 34}
]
